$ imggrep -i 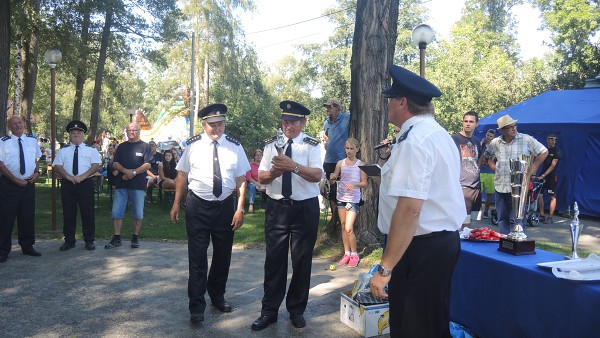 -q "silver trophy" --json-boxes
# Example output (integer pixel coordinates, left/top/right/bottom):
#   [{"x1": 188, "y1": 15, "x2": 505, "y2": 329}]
[
  {"x1": 275, "y1": 128, "x2": 286, "y2": 155},
  {"x1": 507, "y1": 154, "x2": 534, "y2": 241},
  {"x1": 568, "y1": 202, "x2": 583, "y2": 259}
]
